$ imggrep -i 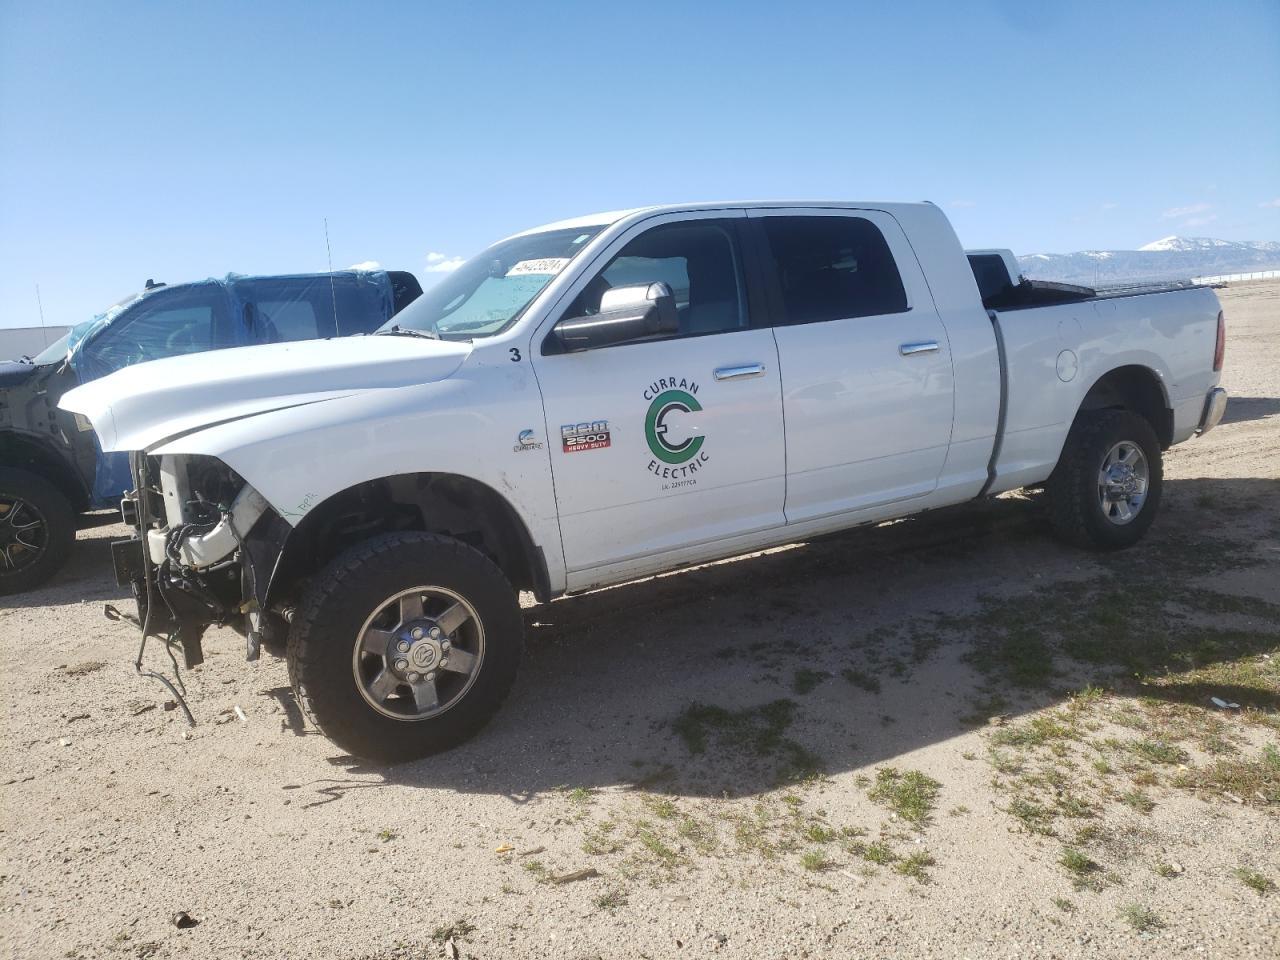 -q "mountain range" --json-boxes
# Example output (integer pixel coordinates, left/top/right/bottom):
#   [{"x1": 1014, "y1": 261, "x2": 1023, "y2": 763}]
[{"x1": 1017, "y1": 237, "x2": 1280, "y2": 286}]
